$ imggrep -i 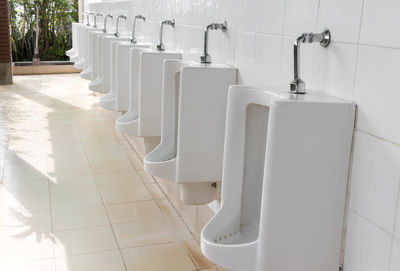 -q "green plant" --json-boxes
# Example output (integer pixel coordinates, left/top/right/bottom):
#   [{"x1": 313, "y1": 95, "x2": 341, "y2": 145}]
[{"x1": 8, "y1": 0, "x2": 78, "y2": 62}]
